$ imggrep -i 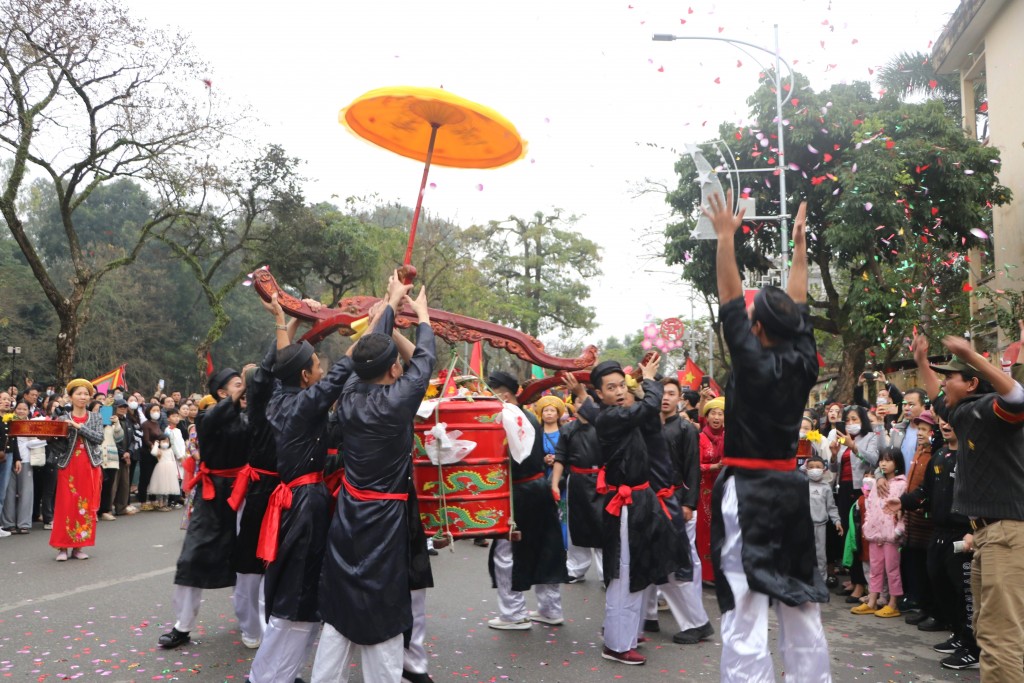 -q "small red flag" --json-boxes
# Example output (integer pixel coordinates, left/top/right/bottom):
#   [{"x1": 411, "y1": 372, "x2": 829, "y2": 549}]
[{"x1": 205, "y1": 351, "x2": 214, "y2": 377}]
